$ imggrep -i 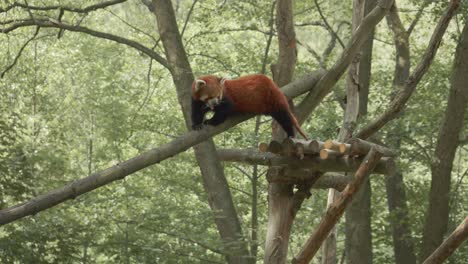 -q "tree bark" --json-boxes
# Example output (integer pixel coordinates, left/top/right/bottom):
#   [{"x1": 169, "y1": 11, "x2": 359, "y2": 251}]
[
  {"x1": 385, "y1": 164, "x2": 417, "y2": 264},
  {"x1": 148, "y1": 1, "x2": 250, "y2": 262},
  {"x1": 263, "y1": 1, "x2": 301, "y2": 263},
  {"x1": 295, "y1": 0, "x2": 394, "y2": 122},
  {"x1": 384, "y1": 4, "x2": 417, "y2": 264},
  {"x1": 217, "y1": 148, "x2": 392, "y2": 175},
  {"x1": 421, "y1": 18, "x2": 468, "y2": 261},
  {"x1": 343, "y1": 1, "x2": 376, "y2": 263},
  {"x1": 355, "y1": 0, "x2": 461, "y2": 140}
]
